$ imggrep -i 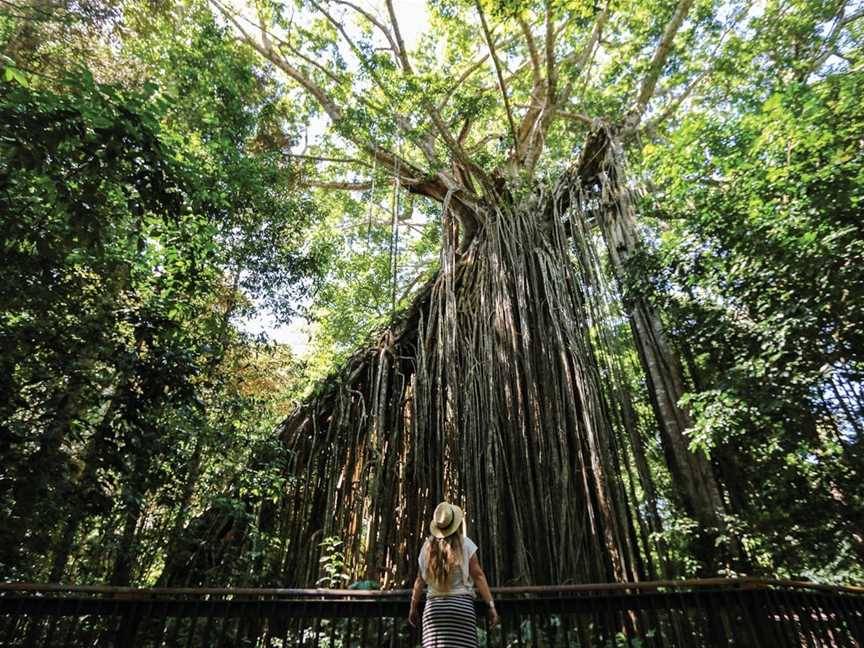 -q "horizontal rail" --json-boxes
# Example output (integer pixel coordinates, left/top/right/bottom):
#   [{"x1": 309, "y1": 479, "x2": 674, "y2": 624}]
[{"x1": 1, "y1": 575, "x2": 862, "y2": 597}]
